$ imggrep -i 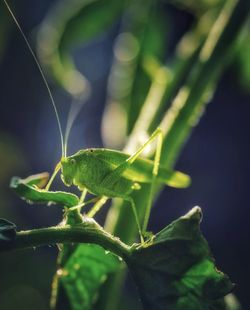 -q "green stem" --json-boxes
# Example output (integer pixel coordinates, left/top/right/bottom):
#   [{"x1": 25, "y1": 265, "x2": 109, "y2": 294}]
[
  {"x1": 3, "y1": 222, "x2": 131, "y2": 260},
  {"x1": 109, "y1": 0, "x2": 248, "y2": 242},
  {"x1": 50, "y1": 208, "x2": 83, "y2": 310},
  {"x1": 101, "y1": 0, "x2": 249, "y2": 309},
  {"x1": 125, "y1": 10, "x2": 216, "y2": 153},
  {"x1": 160, "y1": 0, "x2": 246, "y2": 168},
  {"x1": 125, "y1": 64, "x2": 170, "y2": 153}
]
